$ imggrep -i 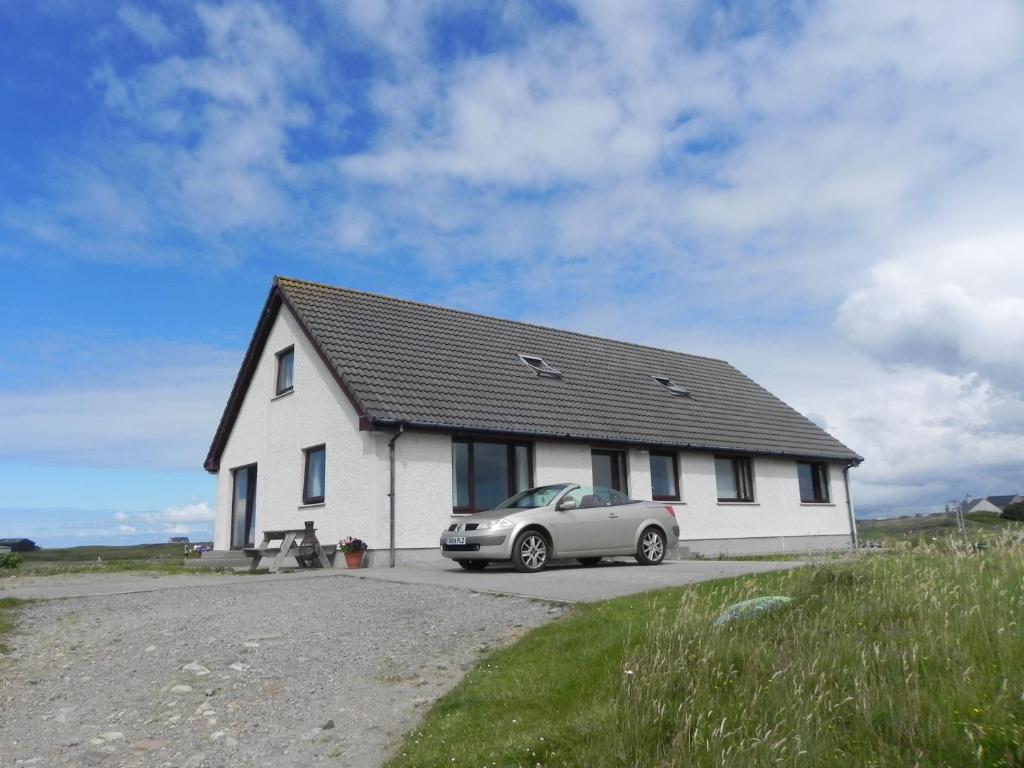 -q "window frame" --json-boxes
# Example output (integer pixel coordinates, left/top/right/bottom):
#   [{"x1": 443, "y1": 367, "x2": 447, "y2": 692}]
[
  {"x1": 649, "y1": 451, "x2": 681, "y2": 501},
  {"x1": 275, "y1": 346, "x2": 295, "y2": 396},
  {"x1": 591, "y1": 448, "x2": 629, "y2": 495},
  {"x1": 452, "y1": 439, "x2": 534, "y2": 514},
  {"x1": 230, "y1": 463, "x2": 258, "y2": 550},
  {"x1": 715, "y1": 456, "x2": 755, "y2": 502},
  {"x1": 797, "y1": 461, "x2": 831, "y2": 503},
  {"x1": 518, "y1": 354, "x2": 562, "y2": 379},
  {"x1": 302, "y1": 444, "x2": 326, "y2": 505}
]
